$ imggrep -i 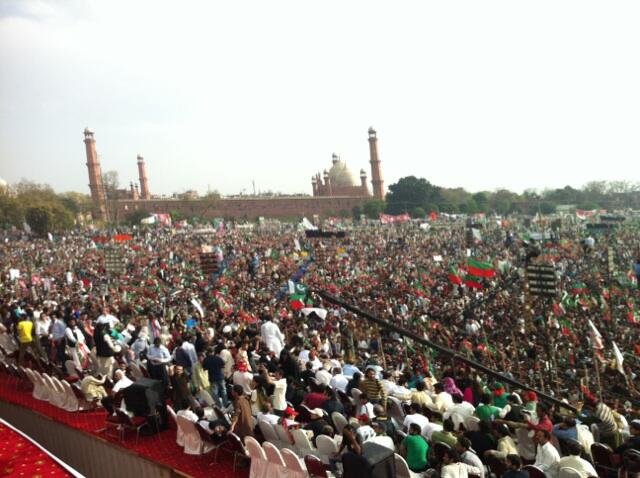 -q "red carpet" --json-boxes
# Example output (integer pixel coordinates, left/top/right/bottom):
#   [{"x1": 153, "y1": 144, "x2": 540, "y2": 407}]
[
  {"x1": 0, "y1": 420, "x2": 73, "y2": 477},
  {"x1": 0, "y1": 374, "x2": 248, "y2": 478}
]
